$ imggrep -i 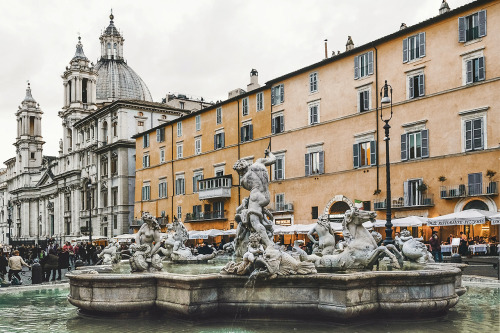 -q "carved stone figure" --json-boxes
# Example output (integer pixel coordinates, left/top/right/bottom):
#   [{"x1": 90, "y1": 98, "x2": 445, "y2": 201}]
[
  {"x1": 307, "y1": 214, "x2": 336, "y2": 255},
  {"x1": 312, "y1": 208, "x2": 403, "y2": 270},
  {"x1": 97, "y1": 241, "x2": 121, "y2": 265},
  {"x1": 222, "y1": 233, "x2": 264, "y2": 275},
  {"x1": 251, "y1": 245, "x2": 317, "y2": 279},
  {"x1": 129, "y1": 212, "x2": 163, "y2": 272},
  {"x1": 398, "y1": 229, "x2": 434, "y2": 264}
]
